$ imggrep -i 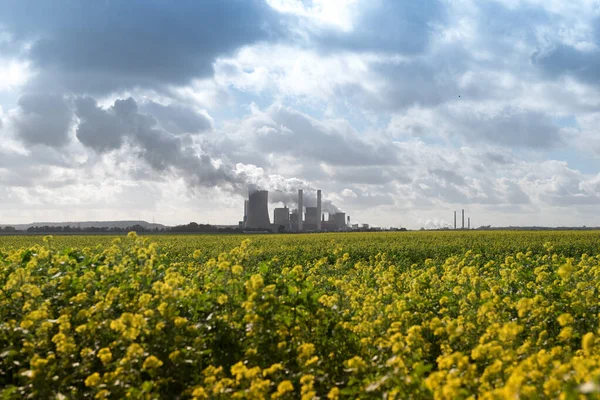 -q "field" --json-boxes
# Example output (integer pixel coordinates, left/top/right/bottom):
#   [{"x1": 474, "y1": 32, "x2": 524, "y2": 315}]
[{"x1": 2, "y1": 231, "x2": 600, "y2": 399}]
